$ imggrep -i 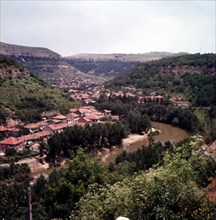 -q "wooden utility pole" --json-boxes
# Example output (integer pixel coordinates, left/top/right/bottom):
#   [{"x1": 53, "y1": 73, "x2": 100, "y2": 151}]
[{"x1": 28, "y1": 187, "x2": 32, "y2": 220}]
